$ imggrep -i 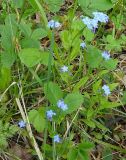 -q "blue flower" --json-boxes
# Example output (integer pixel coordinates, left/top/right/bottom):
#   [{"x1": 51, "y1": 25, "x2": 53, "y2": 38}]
[
  {"x1": 82, "y1": 17, "x2": 98, "y2": 31},
  {"x1": 102, "y1": 85, "x2": 111, "y2": 96},
  {"x1": 48, "y1": 20, "x2": 61, "y2": 29},
  {"x1": 18, "y1": 120, "x2": 26, "y2": 128},
  {"x1": 93, "y1": 12, "x2": 109, "y2": 23},
  {"x1": 46, "y1": 110, "x2": 56, "y2": 121},
  {"x1": 53, "y1": 134, "x2": 61, "y2": 143},
  {"x1": 80, "y1": 42, "x2": 86, "y2": 49},
  {"x1": 60, "y1": 65, "x2": 68, "y2": 72},
  {"x1": 57, "y1": 99, "x2": 68, "y2": 111},
  {"x1": 102, "y1": 51, "x2": 110, "y2": 60}
]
